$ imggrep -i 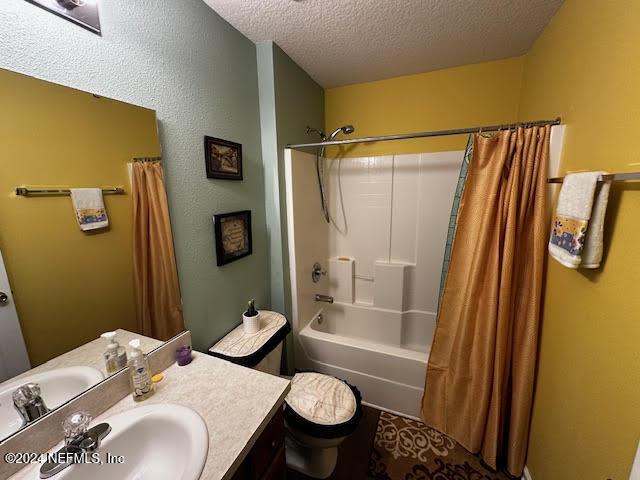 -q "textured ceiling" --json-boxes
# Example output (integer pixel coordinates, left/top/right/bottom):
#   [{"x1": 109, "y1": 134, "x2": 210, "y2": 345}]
[{"x1": 203, "y1": 0, "x2": 563, "y2": 88}]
